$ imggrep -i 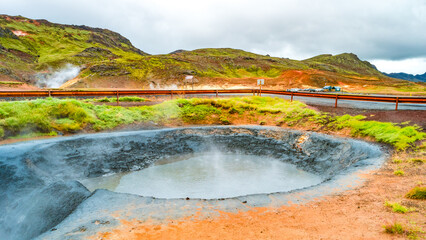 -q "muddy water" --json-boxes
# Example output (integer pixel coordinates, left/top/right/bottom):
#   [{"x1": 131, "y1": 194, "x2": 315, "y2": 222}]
[{"x1": 81, "y1": 153, "x2": 323, "y2": 199}]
